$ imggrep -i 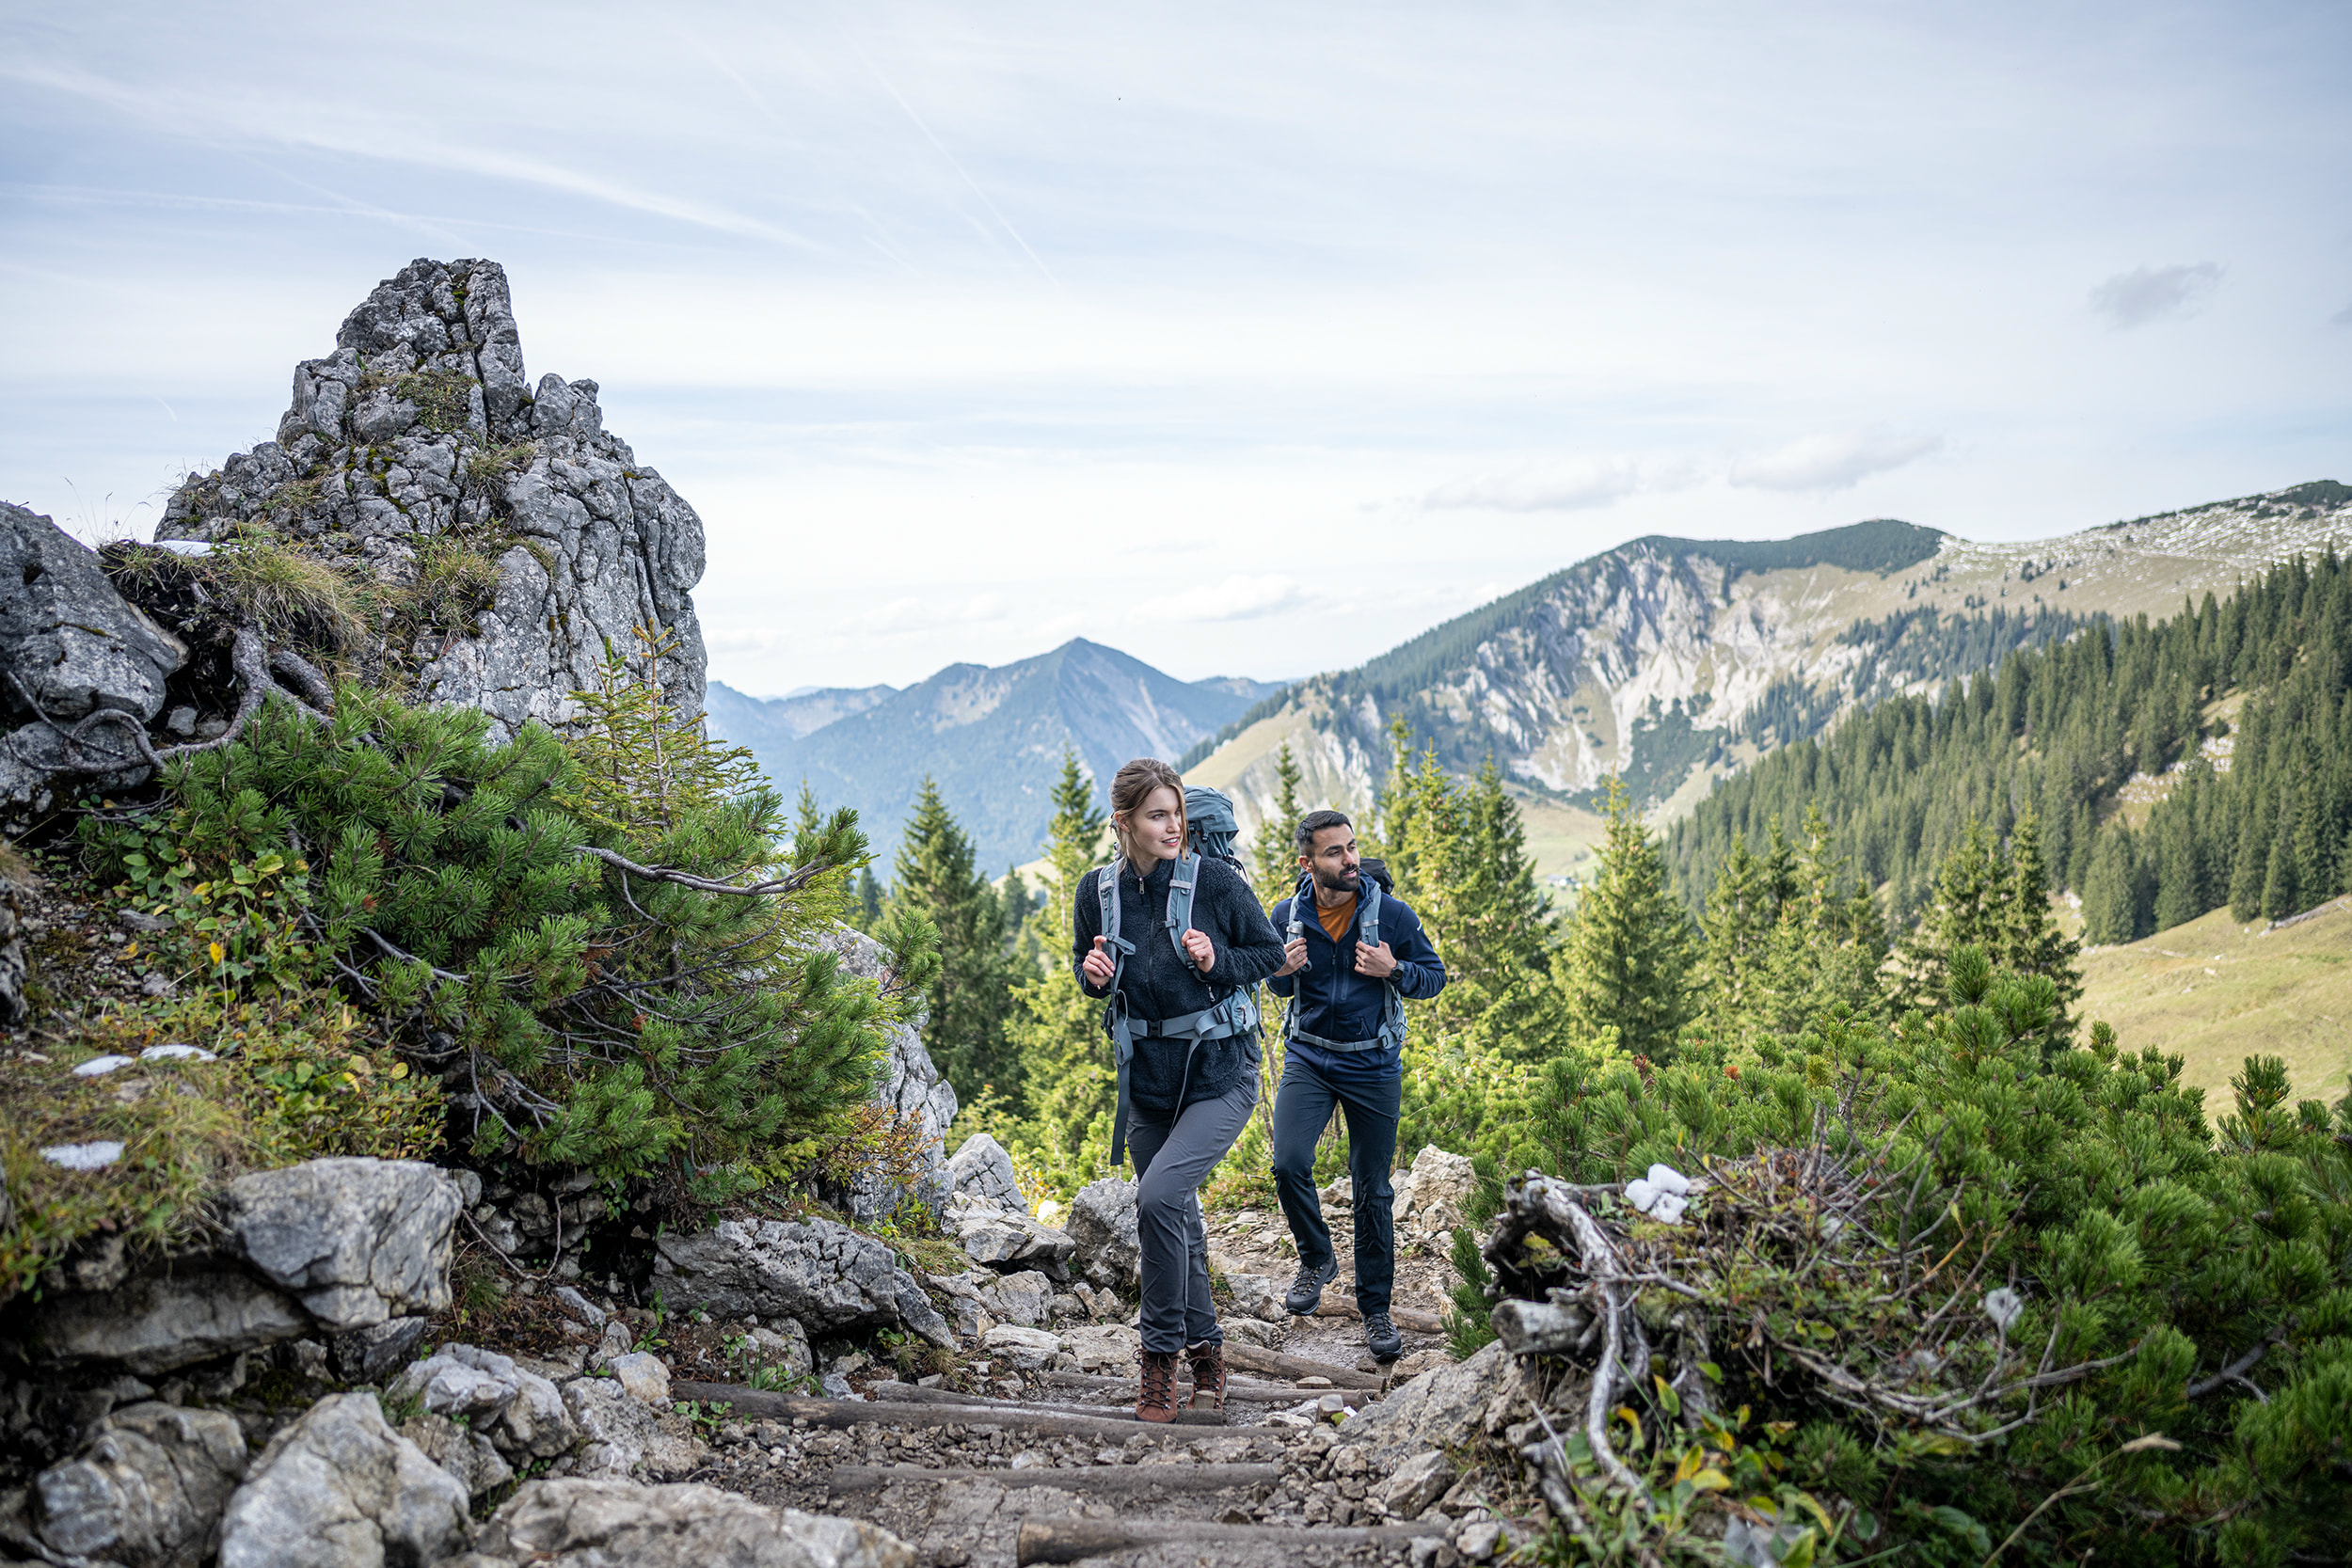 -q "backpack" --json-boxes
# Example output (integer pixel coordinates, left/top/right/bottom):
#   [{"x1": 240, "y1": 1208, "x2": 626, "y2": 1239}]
[
  {"x1": 1183, "y1": 785, "x2": 1248, "y2": 879},
  {"x1": 1093, "y1": 840, "x2": 1260, "y2": 1164},
  {"x1": 1281, "y1": 867, "x2": 1407, "y2": 1058}
]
